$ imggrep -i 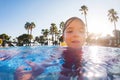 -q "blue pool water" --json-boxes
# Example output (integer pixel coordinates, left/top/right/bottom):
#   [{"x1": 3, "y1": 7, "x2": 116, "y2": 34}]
[{"x1": 0, "y1": 46, "x2": 120, "y2": 80}]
